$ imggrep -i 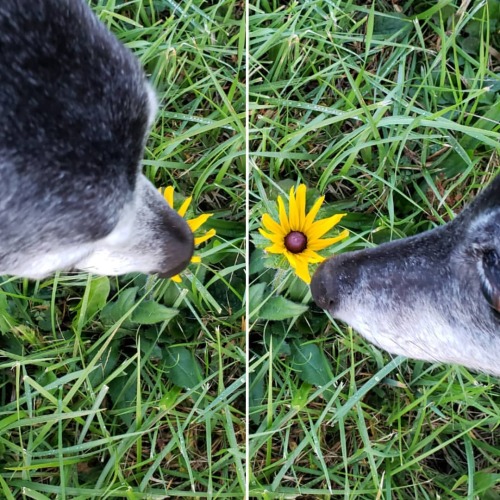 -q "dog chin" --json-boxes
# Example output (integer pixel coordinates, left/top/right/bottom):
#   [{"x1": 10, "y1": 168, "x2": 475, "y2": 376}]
[
  {"x1": 75, "y1": 250, "x2": 151, "y2": 276},
  {"x1": 1, "y1": 247, "x2": 94, "y2": 279}
]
